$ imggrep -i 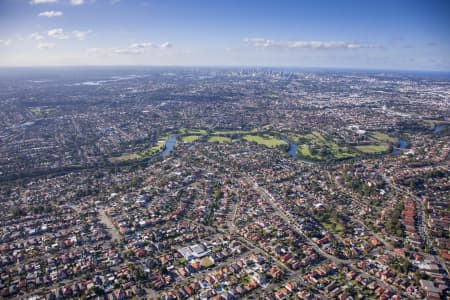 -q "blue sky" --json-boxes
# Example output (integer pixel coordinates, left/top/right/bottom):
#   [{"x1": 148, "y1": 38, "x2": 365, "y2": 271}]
[{"x1": 0, "y1": 0, "x2": 449, "y2": 70}]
